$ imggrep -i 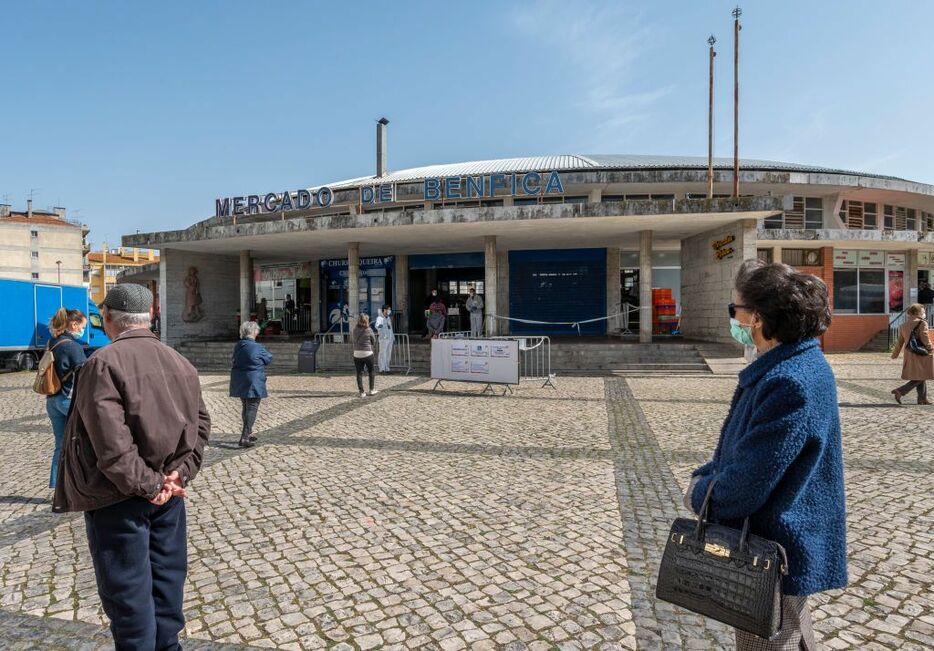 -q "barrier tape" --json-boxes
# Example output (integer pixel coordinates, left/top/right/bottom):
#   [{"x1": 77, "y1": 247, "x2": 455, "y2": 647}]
[{"x1": 486, "y1": 303, "x2": 646, "y2": 335}]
